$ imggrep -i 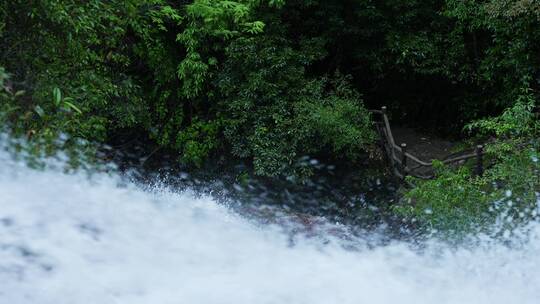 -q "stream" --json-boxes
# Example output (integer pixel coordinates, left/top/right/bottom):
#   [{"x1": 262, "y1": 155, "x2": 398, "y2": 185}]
[{"x1": 1, "y1": 139, "x2": 540, "y2": 304}]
